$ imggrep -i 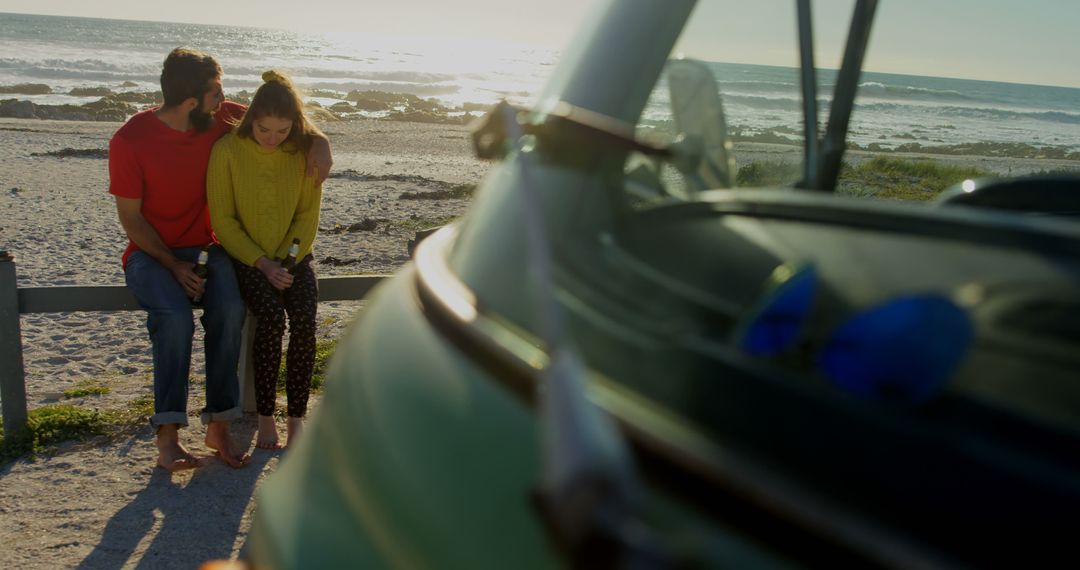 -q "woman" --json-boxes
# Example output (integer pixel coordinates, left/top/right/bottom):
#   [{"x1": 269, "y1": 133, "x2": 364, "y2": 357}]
[{"x1": 207, "y1": 70, "x2": 323, "y2": 449}]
